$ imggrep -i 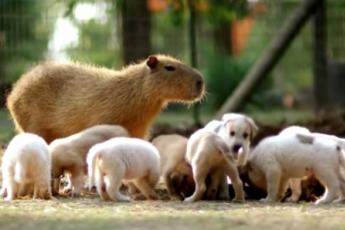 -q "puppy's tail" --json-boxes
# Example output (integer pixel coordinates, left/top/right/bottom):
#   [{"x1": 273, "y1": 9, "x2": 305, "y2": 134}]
[
  {"x1": 212, "y1": 135, "x2": 233, "y2": 163},
  {"x1": 86, "y1": 148, "x2": 101, "y2": 191}
]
